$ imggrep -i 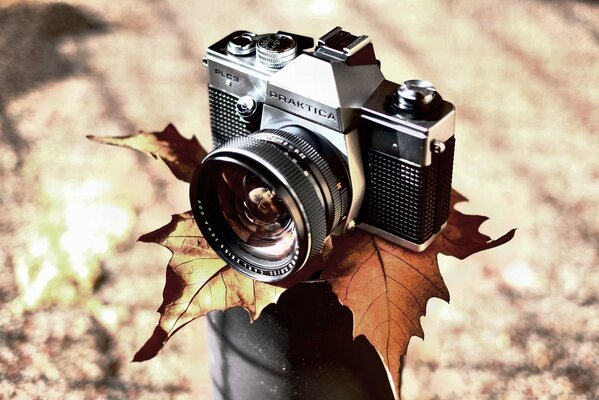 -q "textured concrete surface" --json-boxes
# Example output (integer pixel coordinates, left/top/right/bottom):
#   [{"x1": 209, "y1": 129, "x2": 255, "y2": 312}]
[{"x1": 0, "y1": 0, "x2": 597, "y2": 398}]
